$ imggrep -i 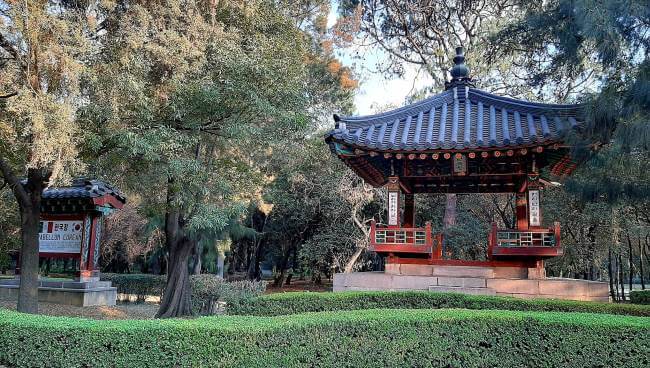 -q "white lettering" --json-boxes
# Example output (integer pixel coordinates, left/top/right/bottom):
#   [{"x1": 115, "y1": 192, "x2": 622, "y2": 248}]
[{"x1": 39, "y1": 220, "x2": 83, "y2": 253}]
